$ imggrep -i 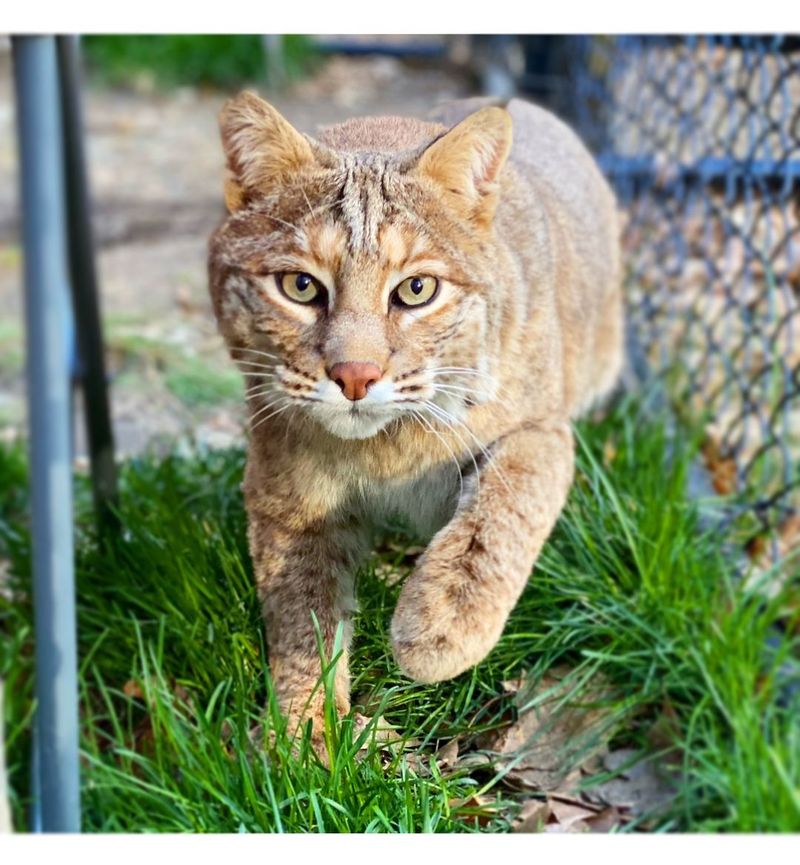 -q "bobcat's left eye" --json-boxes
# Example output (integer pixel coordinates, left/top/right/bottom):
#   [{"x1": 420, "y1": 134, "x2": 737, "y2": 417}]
[
  {"x1": 392, "y1": 275, "x2": 439, "y2": 308},
  {"x1": 278, "y1": 272, "x2": 323, "y2": 304}
]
